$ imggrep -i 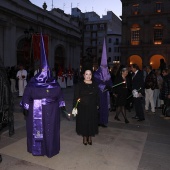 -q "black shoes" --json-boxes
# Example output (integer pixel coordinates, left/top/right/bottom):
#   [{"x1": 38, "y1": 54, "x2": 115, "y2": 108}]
[
  {"x1": 125, "y1": 119, "x2": 129, "y2": 124},
  {"x1": 132, "y1": 116, "x2": 139, "y2": 119},
  {"x1": 114, "y1": 116, "x2": 121, "y2": 121},
  {"x1": 83, "y1": 137, "x2": 87, "y2": 145},
  {"x1": 137, "y1": 118, "x2": 145, "y2": 122},
  {"x1": 87, "y1": 137, "x2": 92, "y2": 145},
  {"x1": 98, "y1": 124, "x2": 107, "y2": 128}
]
